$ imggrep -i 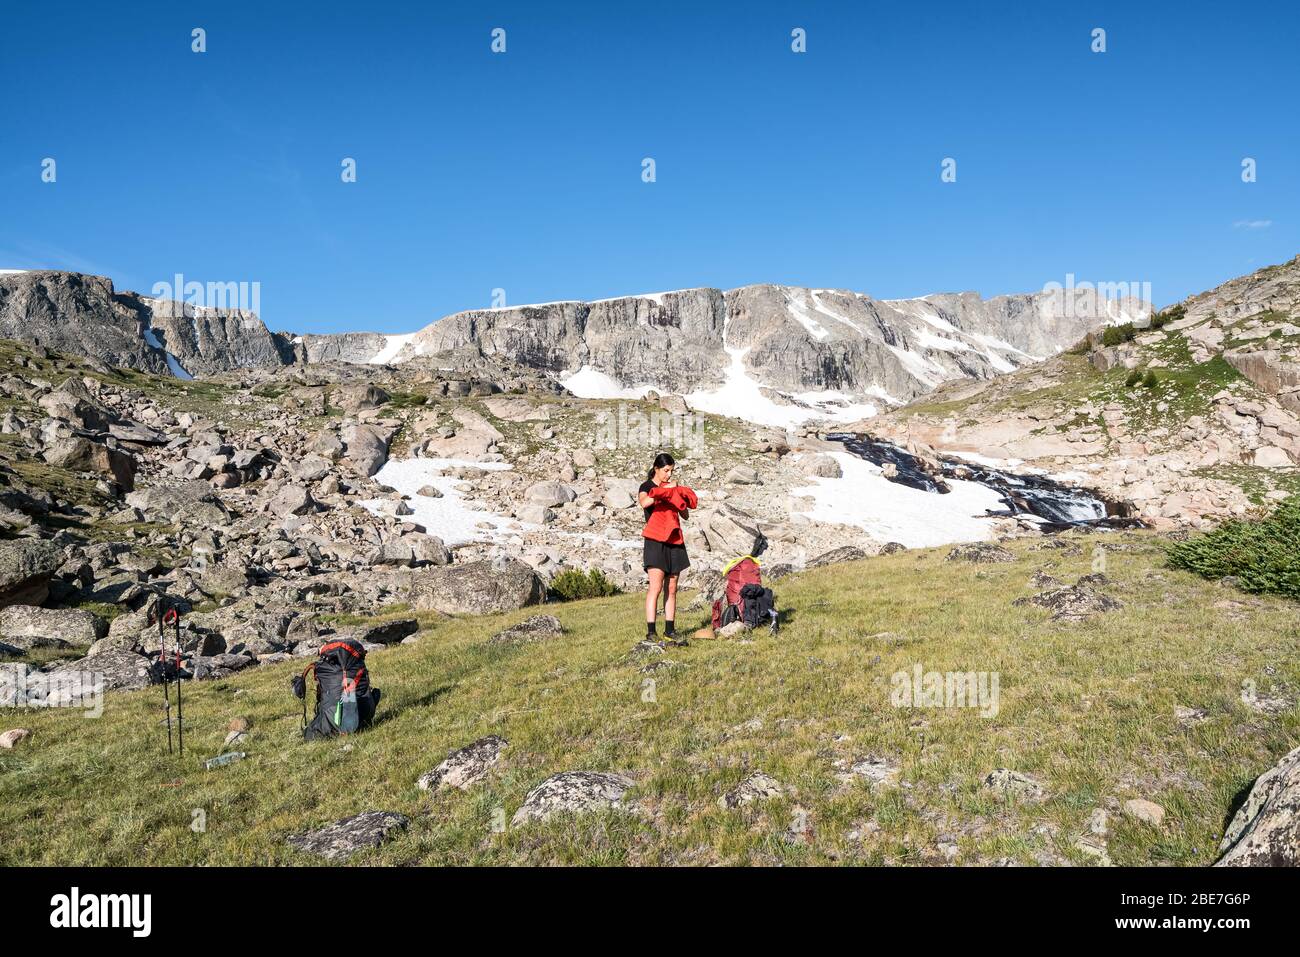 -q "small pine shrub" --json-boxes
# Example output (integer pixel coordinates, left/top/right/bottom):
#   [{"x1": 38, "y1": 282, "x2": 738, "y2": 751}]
[
  {"x1": 1101, "y1": 322, "x2": 1138, "y2": 348},
  {"x1": 1142, "y1": 369, "x2": 1159, "y2": 388},
  {"x1": 549, "y1": 567, "x2": 620, "y2": 601},
  {"x1": 1149, "y1": 303, "x2": 1184, "y2": 330},
  {"x1": 1125, "y1": 368, "x2": 1143, "y2": 388},
  {"x1": 1166, "y1": 498, "x2": 1300, "y2": 599}
]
